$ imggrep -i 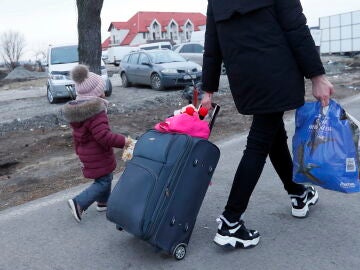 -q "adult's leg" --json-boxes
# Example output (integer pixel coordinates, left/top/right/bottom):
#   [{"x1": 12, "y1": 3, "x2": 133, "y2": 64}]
[
  {"x1": 268, "y1": 121, "x2": 306, "y2": 195},
  {"x1": 223, "y1": 112, "x2": 285, "y2": 222}
]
